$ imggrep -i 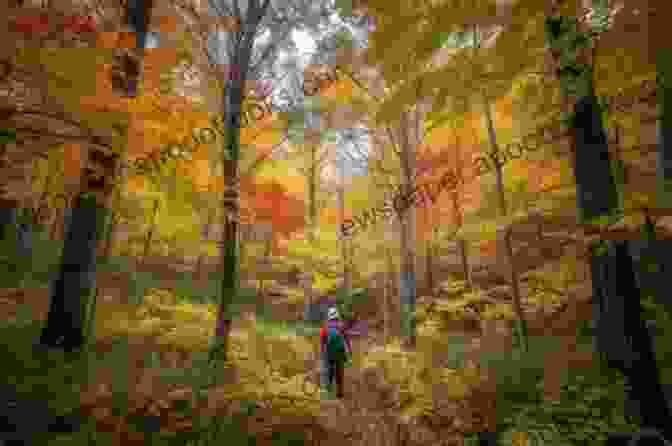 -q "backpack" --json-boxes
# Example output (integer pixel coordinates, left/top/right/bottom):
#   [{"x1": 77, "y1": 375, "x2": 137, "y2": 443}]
[{"x1": 326, "y1": 325, "x2": 347, "y2": 361}]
